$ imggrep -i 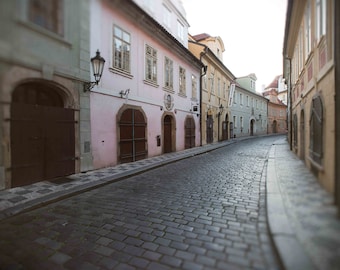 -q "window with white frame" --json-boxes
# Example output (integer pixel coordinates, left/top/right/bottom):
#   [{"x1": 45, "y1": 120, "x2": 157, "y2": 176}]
[
  {"x1": 29, "y1": 0, "x2": 64, "y2": 35},
  {"x1": 210, "y1": 73, "x2": 214, "y2": 93},
  {"x1": 177, "y1": 20, "x2": 184, "y2": 42},
  {"x1": 113, "y1": 25, "x2": 131, "y2": 72},
  {"x1": 142, "y1": 0, "x2": 155, "y2": 14},
  {"x1": 179, "y1": 66, "x2": 186, "y2": 95},
  {"x1": 191, "y1": 74, "x2": 197, "y2": 100},
  {"x1": 164, "y1": 56, "x2": 173, "y2": 90},
  {"x1": 145, "y1": 44, "x2": 157, "y2": 83},
  {"x1": 305, "y1": 0, "x2": 312, "y2": 57},
  {"x1": 240, "y1": 93, "x2": 243, "y2": 105},
  {"x1": 247, "y1": 96, "x2": 249, "y2": 106},
  {"x1": 233, "y1": 115, "x2": 237, "y2": 128},
  {"x1": 316, "y1": 0, "x2": 327, "y2": 41},
  {"x1": 240, "y1": 117, "x2": 243, "y2": 131},
  {"x1": 203, "y1": 74, "x2": 207, "y2": 90},
  {"x1": 163, "y1": 4, "x2": 171, "y2": 29},
  {"x1": 223, "y1": 82, "x2": 226, "y2": 98},
  {"x1": 217, "y1": 78, "x2": 221, "y2": 97}
]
